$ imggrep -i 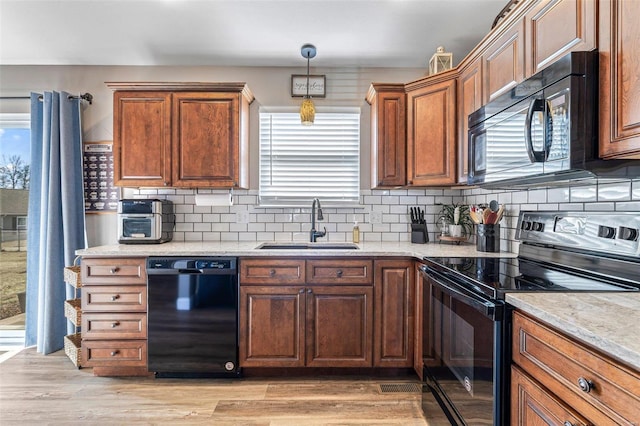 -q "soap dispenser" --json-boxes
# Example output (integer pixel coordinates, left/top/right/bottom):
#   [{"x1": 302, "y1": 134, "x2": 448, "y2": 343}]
[{"x1": 352, "y1": 221, "x2": 360, "y2": 243}]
